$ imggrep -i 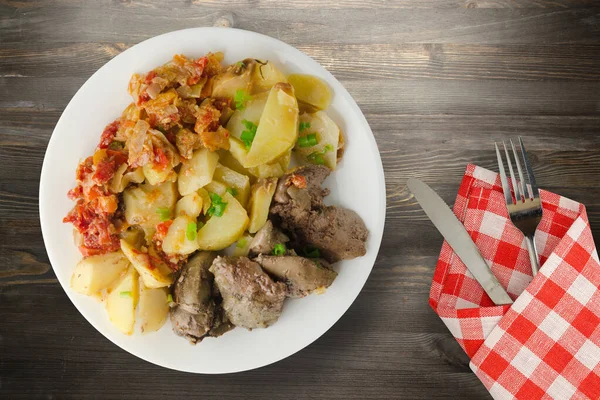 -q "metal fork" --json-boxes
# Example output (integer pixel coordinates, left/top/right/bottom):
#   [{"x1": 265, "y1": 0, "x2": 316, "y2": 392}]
[{"x1": 495, "y1": 137, "x2": 543, "y2": 276}]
